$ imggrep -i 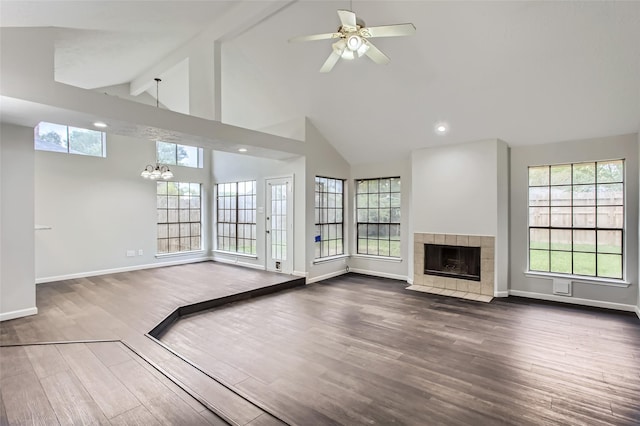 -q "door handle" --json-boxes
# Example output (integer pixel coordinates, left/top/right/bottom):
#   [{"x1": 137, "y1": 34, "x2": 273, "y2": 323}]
[{"x1": 266, "y1": 230, "x2": 270, "y2": 234}]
